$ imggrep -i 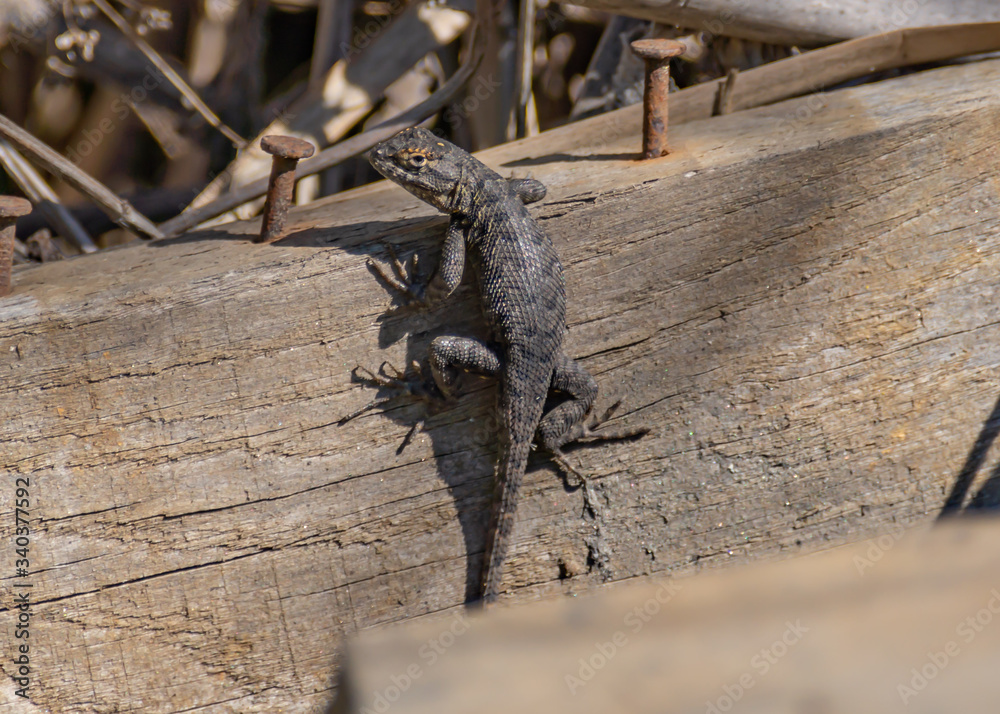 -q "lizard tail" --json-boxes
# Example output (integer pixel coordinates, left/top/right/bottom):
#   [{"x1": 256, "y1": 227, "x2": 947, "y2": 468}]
[
  {"x1": 480, "y1": 438, "x2": 530, "y2": 604},
  {"x1": 480, "y1": 361, "x2": 549, "y2": 604}
]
